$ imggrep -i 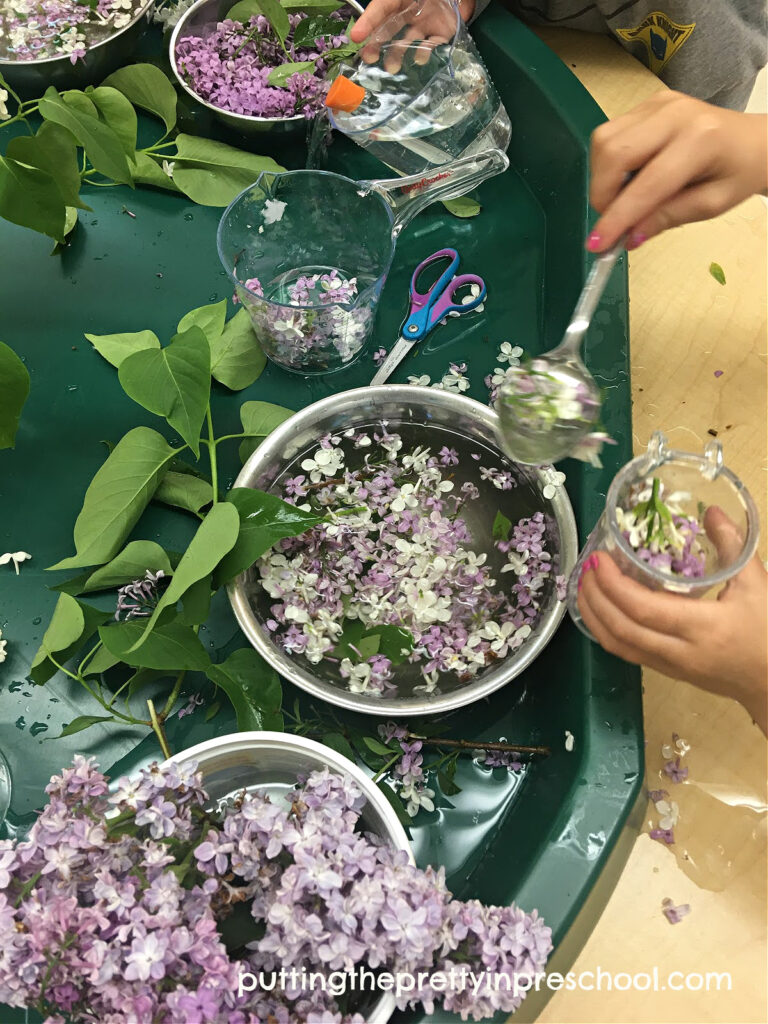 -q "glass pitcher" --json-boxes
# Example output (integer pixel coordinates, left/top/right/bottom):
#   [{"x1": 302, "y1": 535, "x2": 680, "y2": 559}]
[
  {"x1": 217, "y1": 148, "x2": 508, "y2": 373},
  {"x1": 326, "y1": 0, "x2": 511, "y2": 178},
  {"x1": 567, "y1": 431, "x2": 760, "y2": 639}
]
